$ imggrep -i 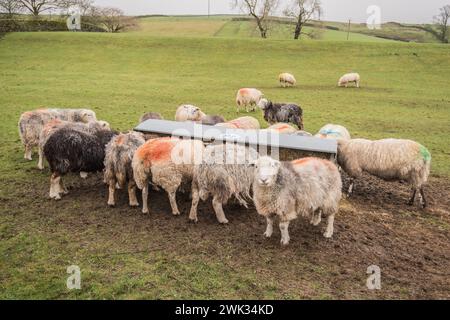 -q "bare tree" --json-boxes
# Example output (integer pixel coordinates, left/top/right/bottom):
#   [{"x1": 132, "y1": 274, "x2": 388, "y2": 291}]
[
  {"x1": 0, "y1": 0, "x2": 23, "y2": 18},
  {"x1": 87, "y1": 6, "x2": 136, "y2": 33},
  {"x1": 434, "y1": 4, "x2": 450, "y2": 43},
  {"x1": 283, "y1": 0, "x2": 322, "y2": 39},
  {"x1": 71, "y1": 0, "x2": 92, "y2": 15},
  {"x1": 232, "y1": 0, "x2": 279, "y2": 38},
  {"x1": 18, "y1": 0, "x2": 73, "y2": 17}
]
